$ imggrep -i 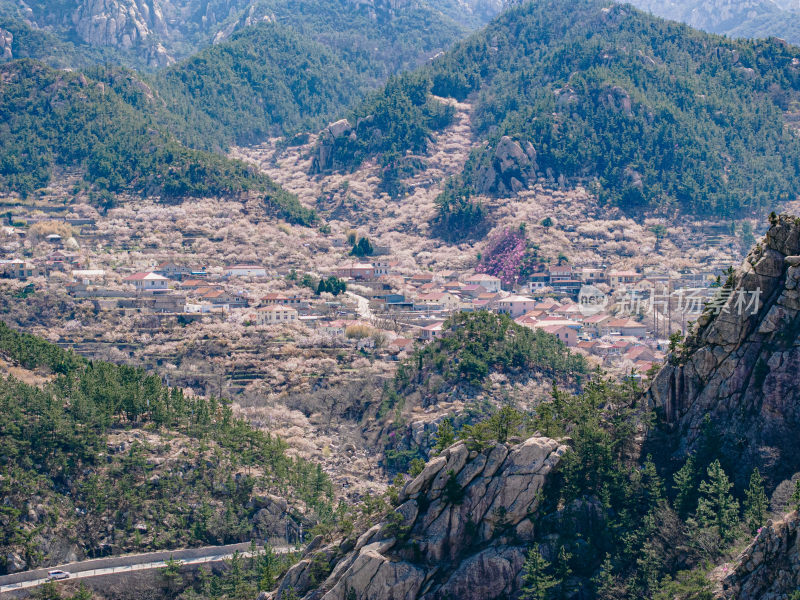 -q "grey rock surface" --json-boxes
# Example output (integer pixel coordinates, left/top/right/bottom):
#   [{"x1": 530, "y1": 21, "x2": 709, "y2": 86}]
[
  {"x1": 271, "y1": 436, "x2": 567, "y2": 600},
  {"x1": 647, "y1": 214, "x2": 800, "y2": 487}
]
